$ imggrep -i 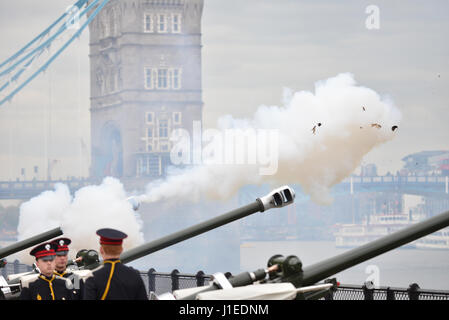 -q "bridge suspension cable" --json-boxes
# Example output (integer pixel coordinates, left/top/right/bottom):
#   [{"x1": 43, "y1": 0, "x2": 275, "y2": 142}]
[{"x1": 0, "y1": 0, "x2": 110, "y2": 107}]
